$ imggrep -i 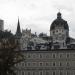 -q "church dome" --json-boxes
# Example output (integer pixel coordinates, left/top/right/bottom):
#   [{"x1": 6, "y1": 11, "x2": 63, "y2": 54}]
[{"x1": 50, "y1": 12, "x2": 69, "y2": 31}]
